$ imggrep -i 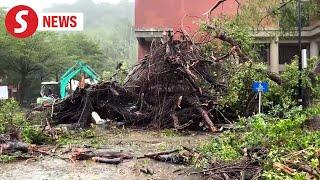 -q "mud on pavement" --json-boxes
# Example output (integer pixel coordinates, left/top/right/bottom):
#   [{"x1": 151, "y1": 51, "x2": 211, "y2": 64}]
[{"x1": 0, "y1": 129, "x2": 211, "y2": 180}]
